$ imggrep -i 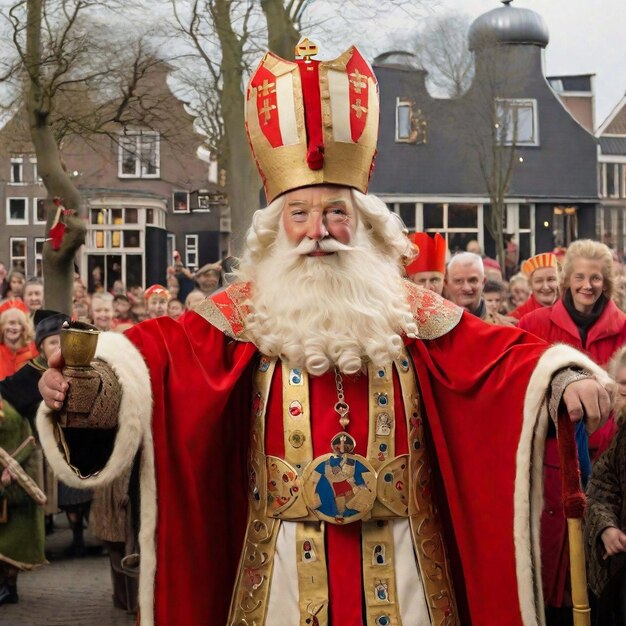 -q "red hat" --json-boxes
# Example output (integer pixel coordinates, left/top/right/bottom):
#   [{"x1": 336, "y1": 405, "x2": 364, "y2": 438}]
[
  {"x1": 0, "y1": 299, "x2": 29, "y2": 316},
  {"x1": 246, "y1": 39, "x2": 379, "y2": 202},
  {"x1": 144, "y1": 285, "x2": 170, "y2": 301},
  {"x1": 482, "y1": 257, "x2": 502, "y2": 273},
  {"x1": 405, "y1": 233, "x2": 447, "y2": 275}
]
